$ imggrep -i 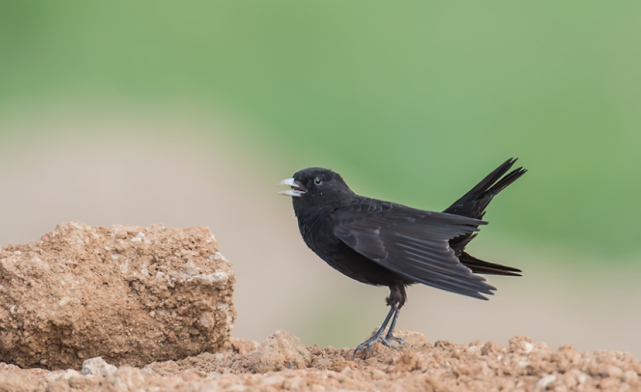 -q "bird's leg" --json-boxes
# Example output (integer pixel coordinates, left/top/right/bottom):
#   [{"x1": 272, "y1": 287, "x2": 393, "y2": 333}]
[
  {"x1": 381, "y1": 283, "x2": 407, "y2": 347},
  {"x1": 383, "y1": 304, "x2": 406, "y2": 345},
  {"x1": 353, "y1": 284, "x2": 407, "y2": 355},
  {"x1": 353, "y1": 306, "x2": 396, "y2": 355}
]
